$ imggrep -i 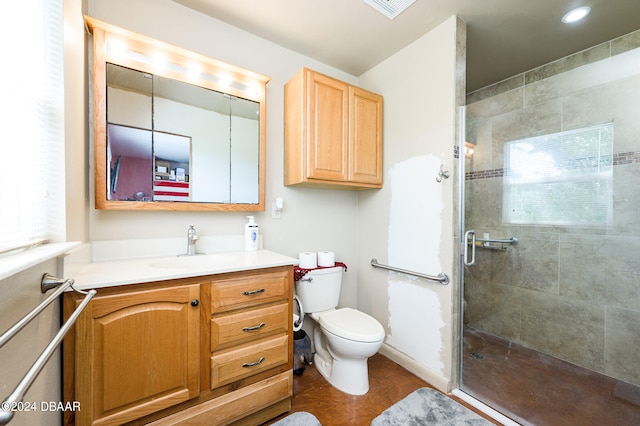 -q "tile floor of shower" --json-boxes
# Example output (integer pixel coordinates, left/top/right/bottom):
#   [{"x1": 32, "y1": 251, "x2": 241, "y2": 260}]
[{"x1": 463, "y1": 327, "x2": 640, "y2": 425}]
